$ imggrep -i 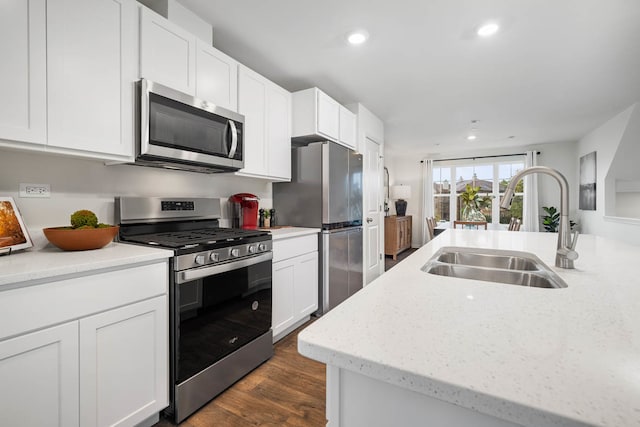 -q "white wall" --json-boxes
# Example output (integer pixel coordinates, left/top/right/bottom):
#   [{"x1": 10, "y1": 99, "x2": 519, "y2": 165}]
[
  {"x1": 385, "y1": 140, "x2": 578, "y2": 247},
  {"x1": 0, "y1": 149, "x2": 272, "y2": 233},
  {"x1": 577, "y1": 103, "x2": 640, "y2": 246}
]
